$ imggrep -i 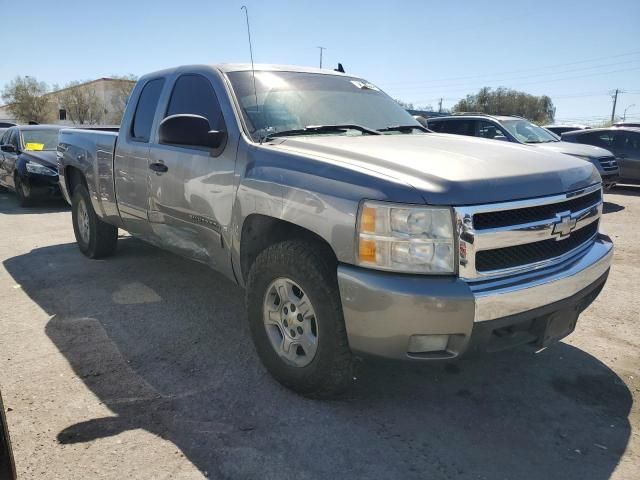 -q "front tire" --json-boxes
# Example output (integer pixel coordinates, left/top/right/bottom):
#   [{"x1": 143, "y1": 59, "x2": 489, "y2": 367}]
[
  {"x1": 14, "y1": 174, "x2": 32, "y2": 207},
  {"x1": 246, "y1": 240, "x2": 354, "y2": 398},
  {"x1": 72, "y1": 184, "x2": 118, "y2": 258}
]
